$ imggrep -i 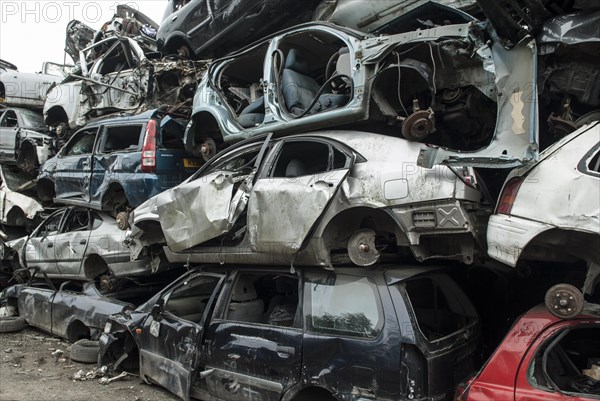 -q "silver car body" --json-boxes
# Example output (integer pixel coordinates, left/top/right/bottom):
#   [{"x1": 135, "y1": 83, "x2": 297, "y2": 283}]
[
  {"x1": 185, "y1": 22, "x2": 538, "y2": 167},
  {"x1": 0, "y1": 62, "x2": 67, "y2": 109},
  {"x1": 128, "y1": 131, "x2": 485, "y2": 267},
  {"x1": 313, "y1": 0, "x2": 478, "y2": 32},
  {"x1": 44, "y1": 37, "x2": 206, "y2": 131},
  {"x1": 8, "y1": 207, "x2": 164, "y2": 281},
  {"x1": 487, "y1": 122, "x2": 600, "y2": 272},
  {"x1": 0, "y1": 166, "x2": 44, "y2": 227}
]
